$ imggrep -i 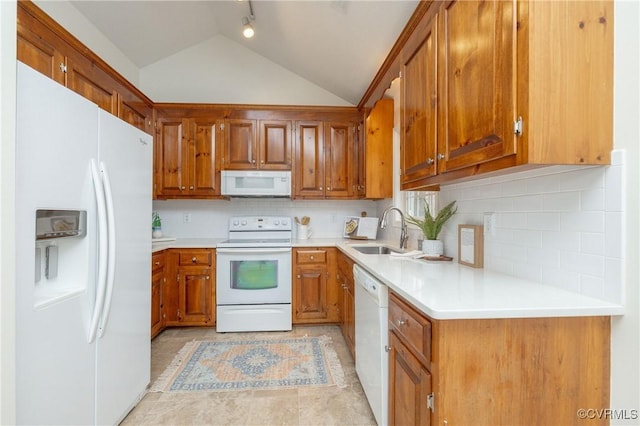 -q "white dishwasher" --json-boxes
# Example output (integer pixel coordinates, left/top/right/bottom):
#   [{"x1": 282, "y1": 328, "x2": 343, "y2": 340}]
[{"x1": 354, "y1": 264, "x2": 389, "y2": 426}]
